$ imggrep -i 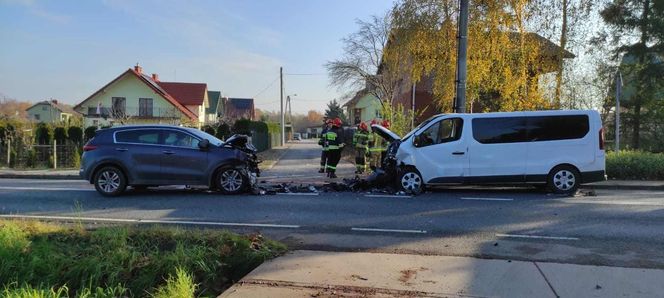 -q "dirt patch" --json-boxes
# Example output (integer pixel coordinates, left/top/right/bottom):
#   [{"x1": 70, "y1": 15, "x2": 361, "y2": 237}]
[{"x1": 398, "y1": 269, "x2": 417, "y2": 285}]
